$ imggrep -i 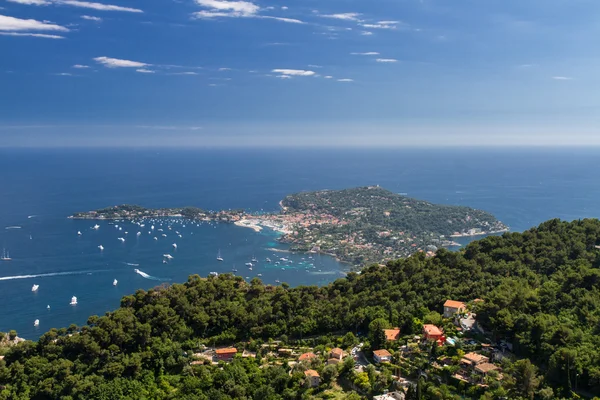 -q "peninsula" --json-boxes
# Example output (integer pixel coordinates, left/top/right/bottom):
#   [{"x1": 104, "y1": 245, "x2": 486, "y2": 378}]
[{"x1": 70, "y1": 186, "x2": 508, "y2": 266}]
